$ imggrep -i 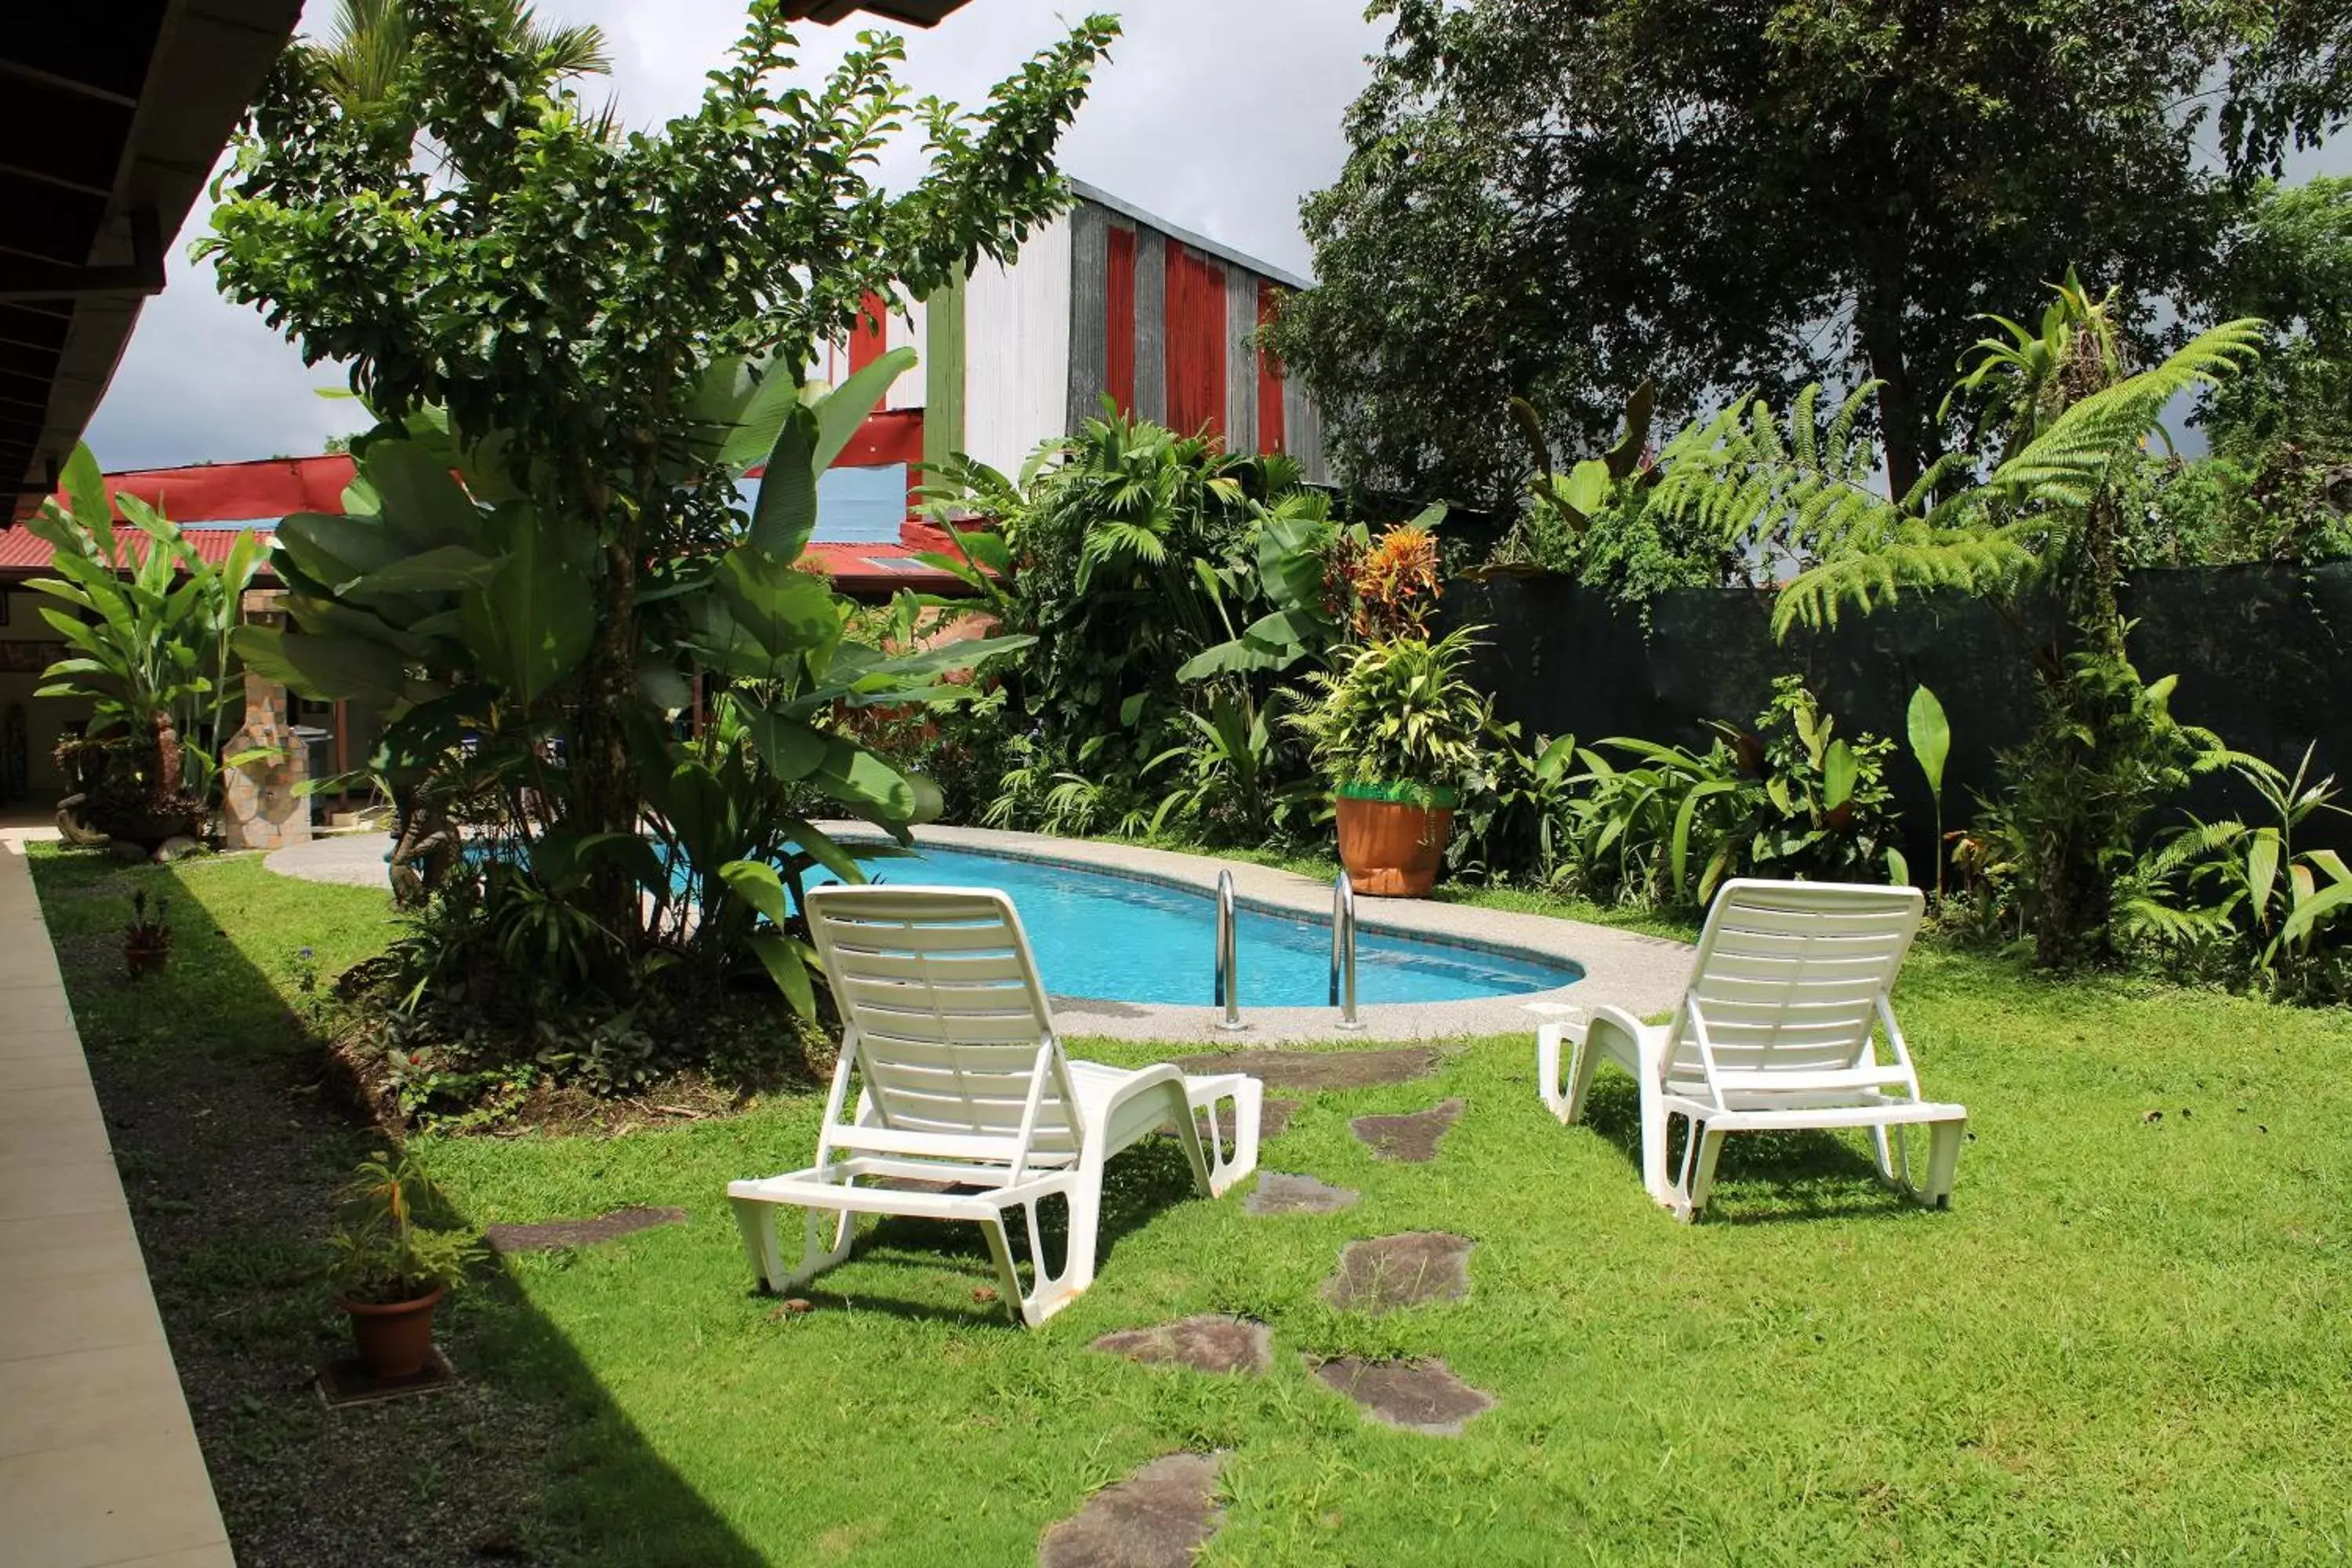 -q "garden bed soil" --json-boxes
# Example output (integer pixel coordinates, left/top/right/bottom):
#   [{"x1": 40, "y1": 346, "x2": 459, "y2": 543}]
[{"x1": 73, "y1": 1031, "x2": 561, "y2": 1565}]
